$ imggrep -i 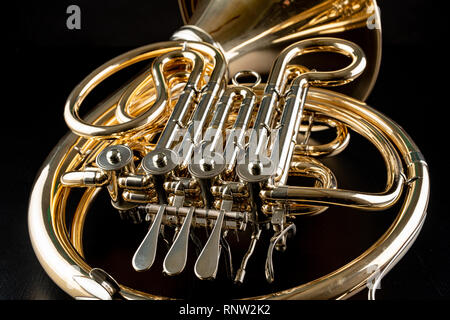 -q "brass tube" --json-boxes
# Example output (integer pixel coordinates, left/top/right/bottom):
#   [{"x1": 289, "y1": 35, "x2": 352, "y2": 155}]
[{"x1": 261, "y1": 97, "x2": 404, "y2": 211}]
